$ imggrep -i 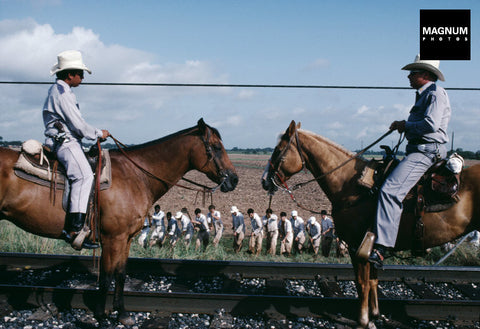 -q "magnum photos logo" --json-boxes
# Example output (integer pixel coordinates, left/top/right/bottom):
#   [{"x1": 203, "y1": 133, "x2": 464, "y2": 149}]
[{"x1": 420, "y1": 9, "x2": 470, "y2": 60}]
